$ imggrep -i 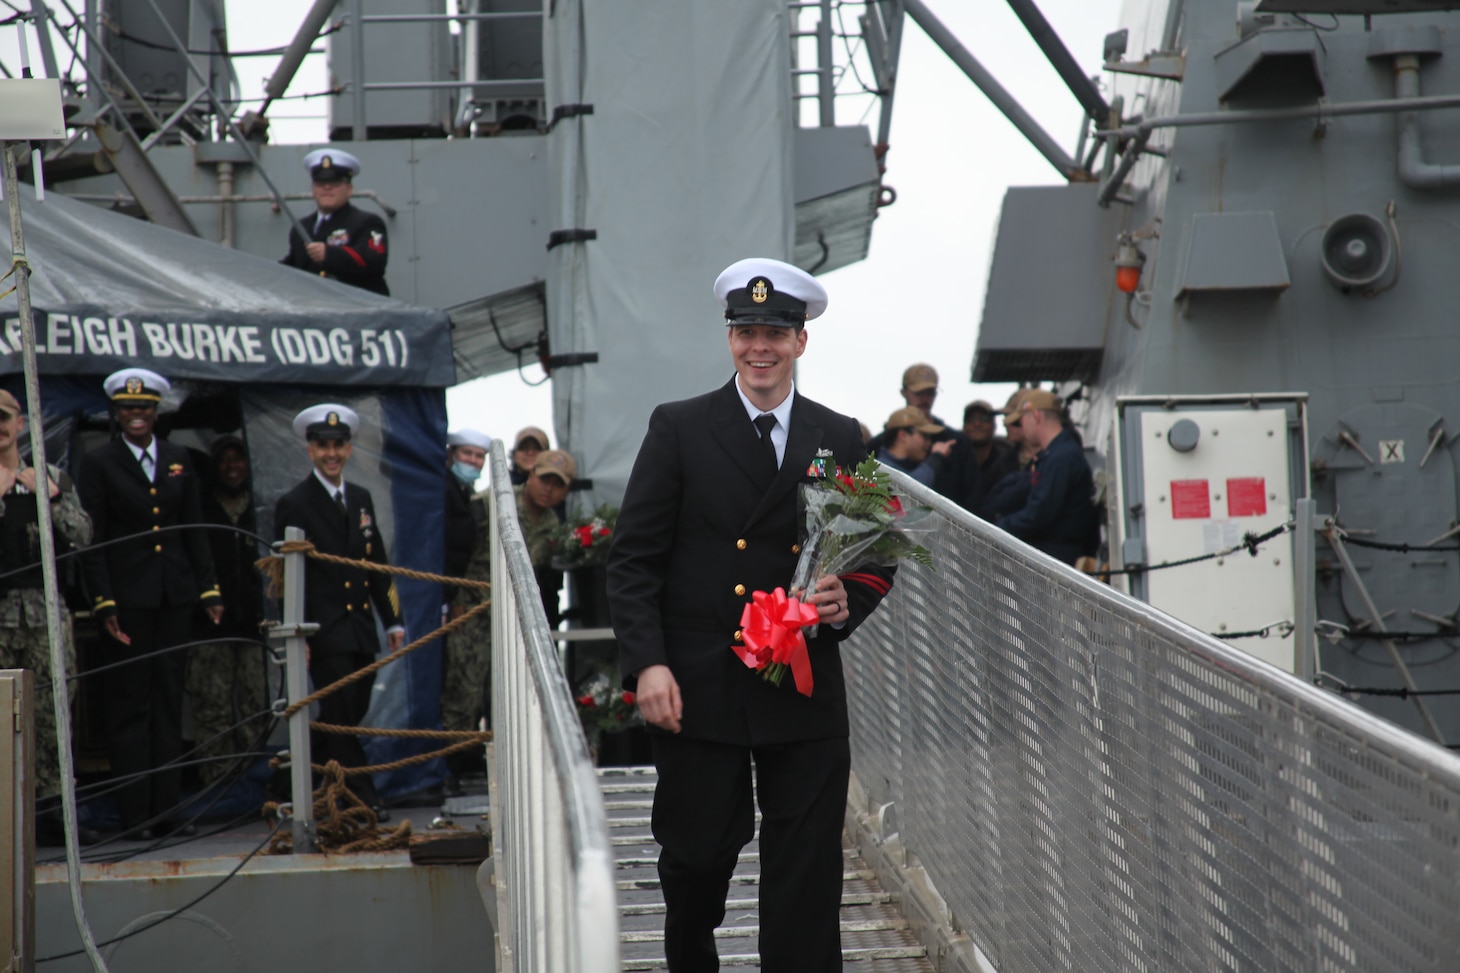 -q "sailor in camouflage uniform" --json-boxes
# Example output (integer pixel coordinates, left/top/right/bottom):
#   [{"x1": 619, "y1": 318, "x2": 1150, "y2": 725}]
[
  {"x1": 187, "y1": 435, "x2": 268, "y2": 785},
  {"x1": 0, "y1": 388, "x2": 91, "y2": 827},
  {"x1": 517, "y1": 449, "x2": 573, "y2": 627},
  {"x1": 440, "y1": 429, "x2": 490, "y2": 792}
]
